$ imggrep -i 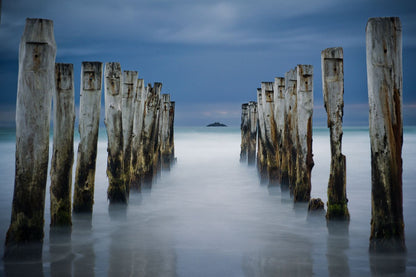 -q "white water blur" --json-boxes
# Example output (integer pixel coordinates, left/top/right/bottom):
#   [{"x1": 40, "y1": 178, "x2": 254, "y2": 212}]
[{"x1": 0, "y1": 127, "x2": 415, "y2": 276}]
